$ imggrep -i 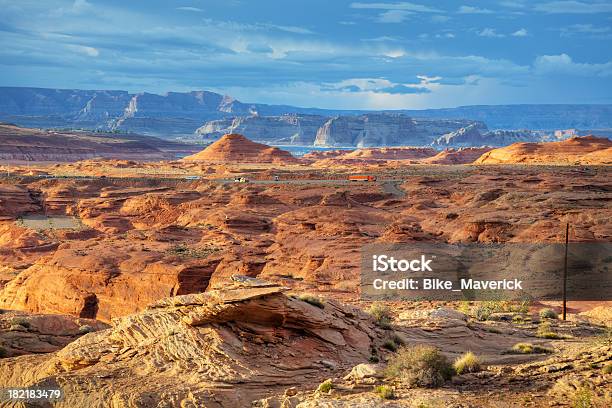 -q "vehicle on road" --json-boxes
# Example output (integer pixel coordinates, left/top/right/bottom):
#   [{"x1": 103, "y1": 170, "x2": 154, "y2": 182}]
[
  {"x1": 233, "y1": 176, "x2": 249, "y2": 183},
  {"x1": 184, "y1": 175, "x2": 201, "y2": 180},
  {"x1": 347, "y1": 175, "x2": 376, "y2": 182}
]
